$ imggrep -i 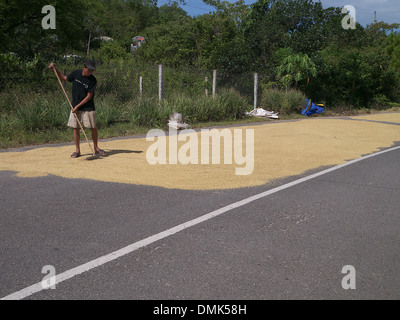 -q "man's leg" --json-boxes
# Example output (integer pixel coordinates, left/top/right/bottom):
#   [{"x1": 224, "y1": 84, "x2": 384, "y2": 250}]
[
  {"x1": 68, "y1": 111, "x2": 81, "y2": 157},
  {"x1": 90, "y1": 128, "x2": 99, "y2": 151},
  {"x1": 73, "y1": 128, "x2": 81, "y2": 154},
  {"x1": 90, "y1": 128, "x2": 106, "y2": 155}
]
